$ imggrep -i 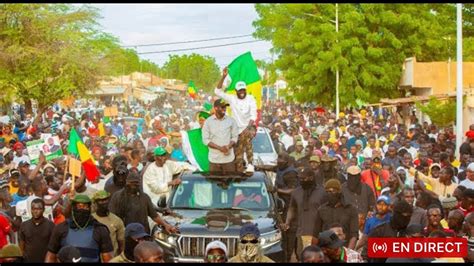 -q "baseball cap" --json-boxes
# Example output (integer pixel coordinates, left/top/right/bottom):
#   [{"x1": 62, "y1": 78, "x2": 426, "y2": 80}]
[
  {"x1": 0, "y1": 147, "x2": 11, "y2": 156},
  {"x1": 240, "y1": 223, "x2": 260, "y2": 239},
  {"x1": 355, "y1": 140, "x2": 363, "y2": 146},
  {"x1": 441, "y1": 195, "x2": 458, "y2": 209},
  {"x1": 18, "y1": 160, "x2": 30, "y2": 167},
  {"x1": 346, "y1": 166, "x2": 361, "y2": 175},
  {"x1": 154, "y1": 146, "x2": 167, "y2": 156},
  {"x1": 377, "y1": 195, "x2": 391, "y2": 205},
  {"x1": 236, "y1": 81, "x2": 247, "y2": 91},
  {"x1": 57, "y1": 246, "x2": 81, "y2": 263},
  {"x1": 296, "y1": 141, "x2": 303, "y2": 146},
  {"x1": 205, "y1": 240, "x2": 228, "y2": 257},
  {"x1": 9, "y1": 169, "x2": 19, "y2": 177},
  {"x1": 467, "y1": 162, "x2": 474, "y2": 172},
  {"x1": 214, "y1": 99, "x2": 230, "y2": 108},
  {"x1": 379, "y1": 136, "x2": 387, "y2": 142},
  {"x1": 318, "y1": 230, "x2": 344, "y2": 249},
  {"x1": 309, "y1": 155, "x2": 320, "y2": 163},
  {"x1": 71, "y1": 194, "x2": 91, "y2": 204},
  {"x1": 125, "y1": 223, "x2": 150, "y2": 239},
  {"x1": 93, "y1": 190, "x2": 111, "y2": 201},
  {"x1": 0, "y1": 244, "x2": 22, "y2": 258}
]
